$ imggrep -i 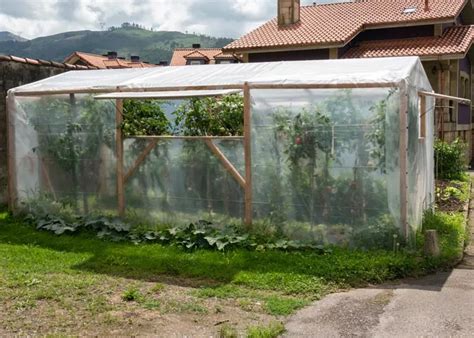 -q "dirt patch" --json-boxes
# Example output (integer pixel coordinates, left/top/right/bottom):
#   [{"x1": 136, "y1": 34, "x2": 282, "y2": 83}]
[
  {"x1": 436, "y1": 180, "x2": 467, "y2": 212},
  {"x1": 0, "y1": 276, "x2": 275, "y2": 336}
]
